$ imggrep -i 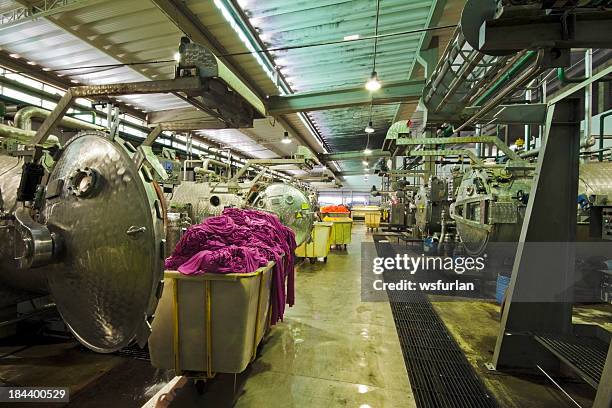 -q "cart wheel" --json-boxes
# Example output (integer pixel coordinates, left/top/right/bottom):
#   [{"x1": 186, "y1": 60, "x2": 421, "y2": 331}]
[
  {"x1": 310, "y1": 257, "x2": 316, "y2": 263},
  {"x1": 323, "y1": 257, "x2": 328, "y2": 263},
  {"x1": 194, "y1": 379, "x2": 208, "y2": 395}
]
